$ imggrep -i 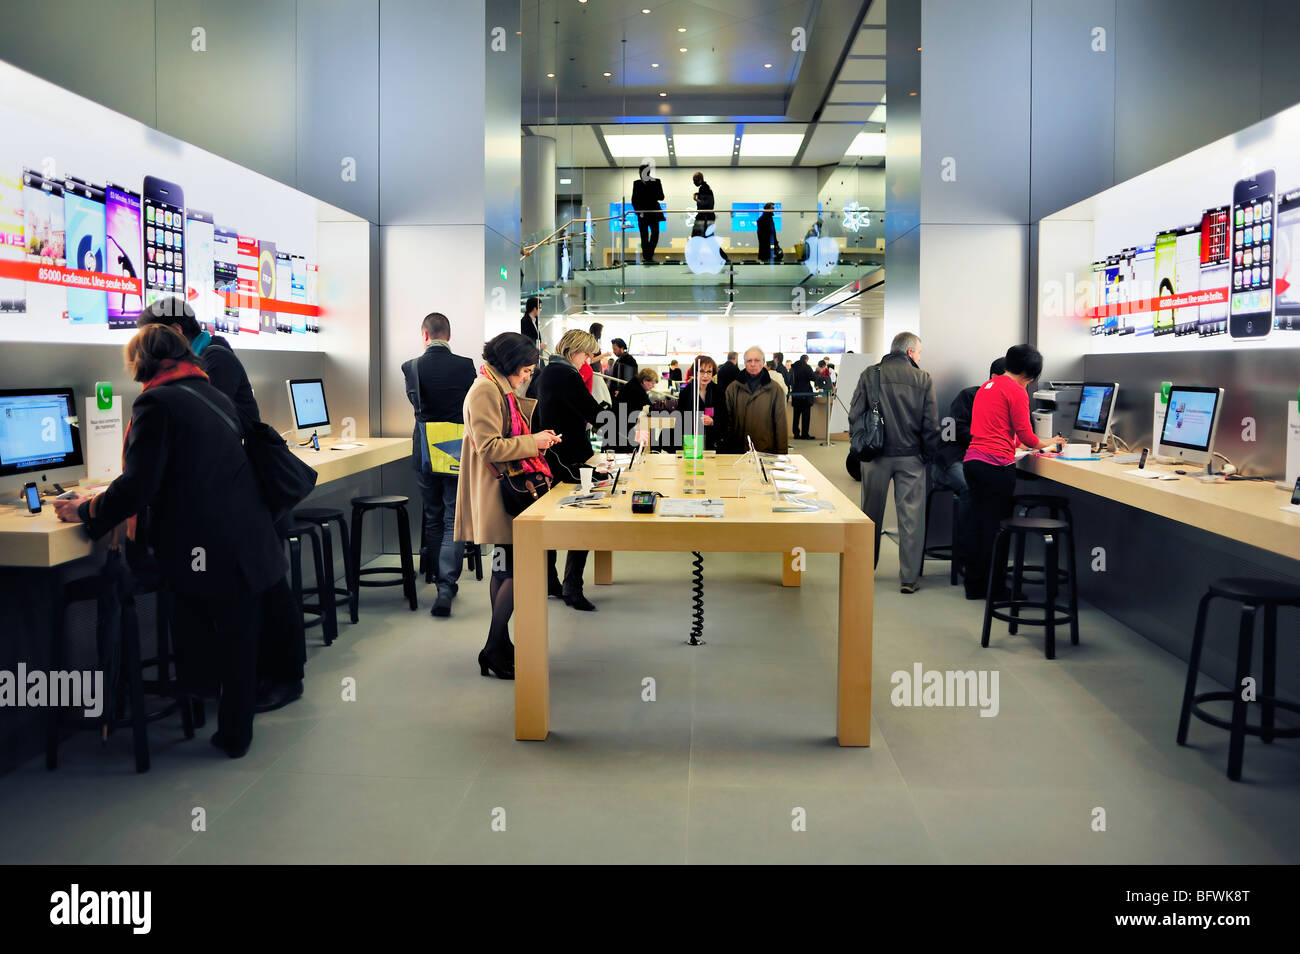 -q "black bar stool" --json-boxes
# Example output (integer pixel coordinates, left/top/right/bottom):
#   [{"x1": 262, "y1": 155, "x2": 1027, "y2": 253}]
[
  {"x1": 1012, "y1": 493, "x2": 1075, "y2": 587},
  {"x1": 921, "y1": 485, "x2": 959, "y2": 585},
  {"x1": 293, "y1": 507, "x2": 357, "y2": 625},
  {"x1": 980, "y1": 515, "x2": 1080, "y2": 659},
  {"x1": 418, "y1": 509, "x2": 485, "y2": 584},
  {"x1": 47, "y1": 569, "x2": 199, "y2": 774},
  {"x1": 350, "y1": 495, "x2": 418, "y2": 612},
  {"x1": 281, "y1": 520, "x2": 338, "y2": 645},
  {"x1": 1176, "y1": 577, "x2": 1300, "y2": 781}
]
